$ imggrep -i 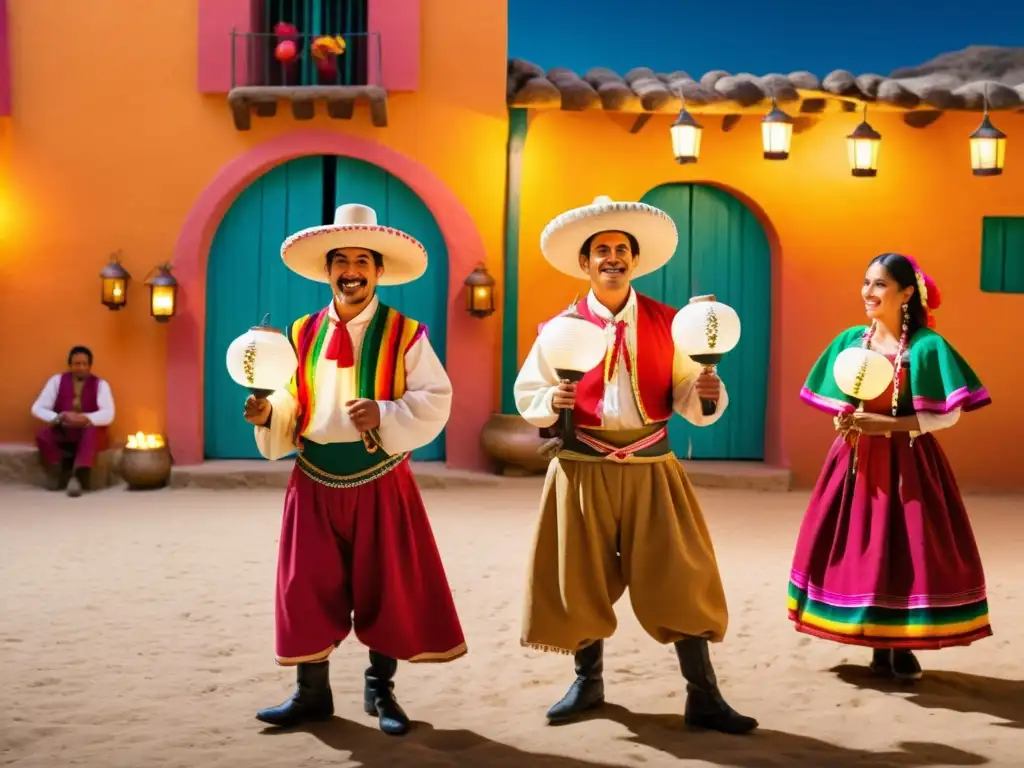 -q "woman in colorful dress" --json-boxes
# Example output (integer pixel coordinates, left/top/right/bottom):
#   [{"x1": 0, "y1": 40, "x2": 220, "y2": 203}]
[{"x1": 788, "y1": 252, "x2": 993, "y2": 682}]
